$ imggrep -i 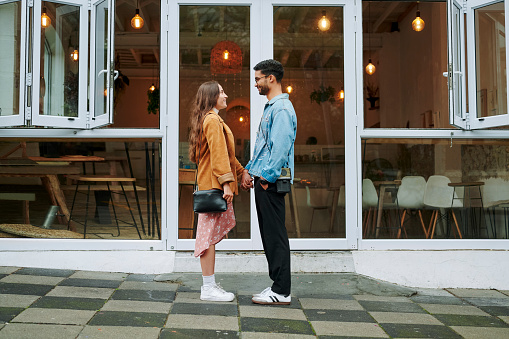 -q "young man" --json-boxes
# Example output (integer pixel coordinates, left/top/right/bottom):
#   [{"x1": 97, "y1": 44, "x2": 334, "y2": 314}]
[{"x1": 241, "y1": 59, "x2": 297, "y2": 305}]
